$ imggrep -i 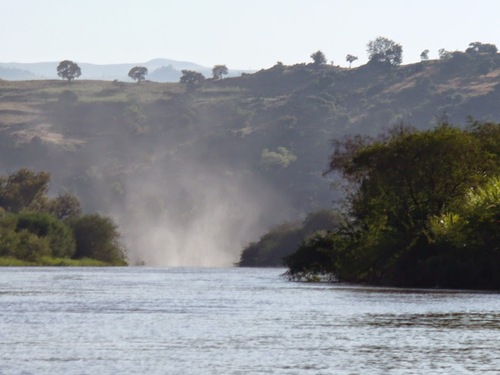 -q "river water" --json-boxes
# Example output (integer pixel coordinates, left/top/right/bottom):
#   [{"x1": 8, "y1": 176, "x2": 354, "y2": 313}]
[{"x1": 0, "y1": 267, "x2": 498, "y2": 374}]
